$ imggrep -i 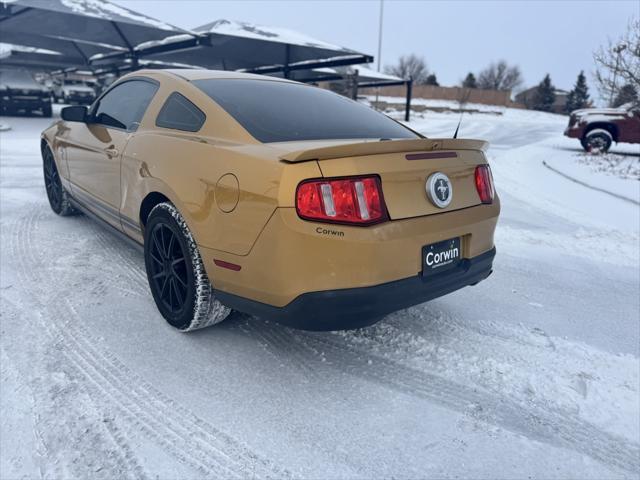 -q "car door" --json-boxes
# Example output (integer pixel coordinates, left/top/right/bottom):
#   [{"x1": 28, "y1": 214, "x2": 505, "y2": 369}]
[{"x1": 65, "y1": 78, "x2": 158, "y2": 227}]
